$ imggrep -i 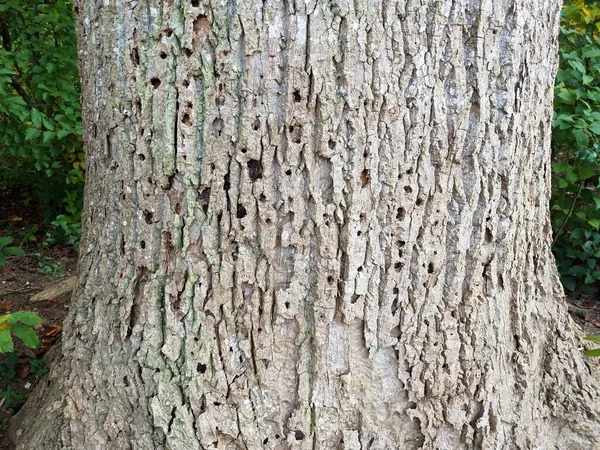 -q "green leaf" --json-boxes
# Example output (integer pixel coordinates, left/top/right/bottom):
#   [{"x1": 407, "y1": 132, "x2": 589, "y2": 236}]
[
  {"x1": 2, "y1": 247, "x2": 24, "y2": 257},
  {"x1": 589, "y1": 218, "x2": 600, "y2": 230},
  {"x1": 588, "y1": 122, "x2": 600, "y2": 135},
  {"x1": 7, "y1": 311, "x2": 42, "y2": 326},
  {"x1": 41, "y1": 116, "x2": 54, "y2": 131},
  {"x1": 585, "y1": 348, "x2": 600, "y2": 357},
  {"x1": 25, "y1": 128, "x2": 41, "y2": 141},
  {"x1": 0, "y1": 329, "x2": 14, "y2": 354},
  {"x1": 569, "y1": 59, "x2": 587, "y2": 74},
  {"x1": 577, "y1": 165, "x2": 595, "y2": 179},
  {"x1": 584, "y1": 335, "x2": 600, "y2": 344},
  {"x1": 0, "y1": 237, "x2": 14, "y2": 248},
  {"x1": 31, "y1": 108, "x2": 42, "y2": 128},
  {"x1": 557, "y1": 89, "x2": 577, "y2": 103},
  {"x1": 42, "y1": 131, "x2": 56, "y2": 143},
  {"x1": 11, "y1": 325, "x2": 39, "y2": 349}
]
